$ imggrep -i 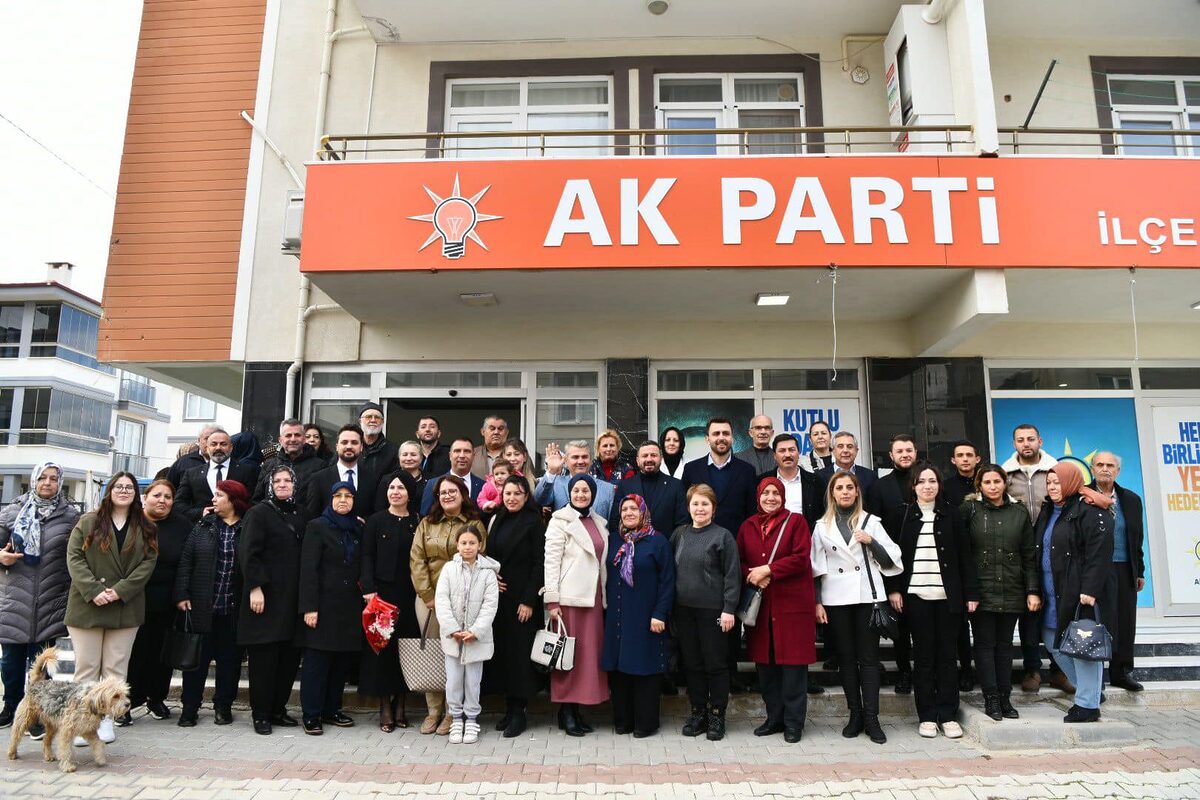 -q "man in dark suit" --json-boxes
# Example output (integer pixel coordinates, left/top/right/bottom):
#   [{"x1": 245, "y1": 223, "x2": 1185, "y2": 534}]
[
  {"x1": 816, "y1": 431, "x2": 878, "y2": 513},
  {"x1": 756, "y1": 433, "x2": 821, "y2": 529},
  {"x1": 613, "y1": 441, "x2": 688, "y2": 536},
  {"x1": 420, "y1": 437, "x2": 486, "y2": 515},
  {"x1": 680, "y1": 418, "x2": 757, "y2": 540},
  {"x1": 167, "y1": 424, "x2": 220, "y2": 488},
  {"x1": 175, "y1": 428, "x2": 260, "y2": 521},
  {"x1": 304, "y1": 424, "x2": 374, "y2": 520}
]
